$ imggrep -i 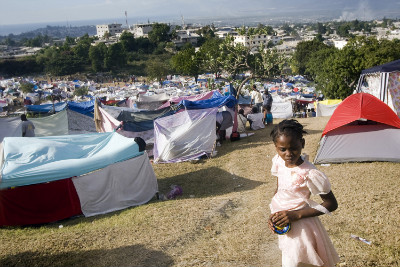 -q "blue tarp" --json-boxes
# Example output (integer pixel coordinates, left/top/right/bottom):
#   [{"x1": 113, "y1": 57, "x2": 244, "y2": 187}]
[
  {"x1": 238, "y1": 95, "x2": 252, "y2": 105},
  {"x1": 26, "y1": 102, "x2": 67, "y2": 113},
  {"x1": 67, "y1": 100, "x2": 95, "y2": 117},
  {"x1": 178, "y1": 95, "x2": 237, "y2": 110},
  {"x1": 0, "y1": 132, "x2": 142, "y2": 189}
]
